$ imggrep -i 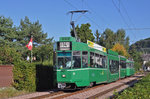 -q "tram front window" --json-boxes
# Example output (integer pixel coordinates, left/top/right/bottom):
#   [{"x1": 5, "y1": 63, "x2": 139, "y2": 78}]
[{"x1": 58, "y1": 57, "x2": 72, "y2": 69}]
